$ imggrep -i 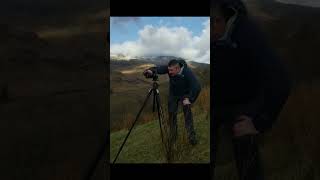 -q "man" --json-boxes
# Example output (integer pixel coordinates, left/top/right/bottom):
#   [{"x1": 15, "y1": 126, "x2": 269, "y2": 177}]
[
  {"x1": 144, "y1": 59, "x2": 201, "y2": 145},
  {"x1": 212, "y1": 0, "x2": 291, "y2": 179}
]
